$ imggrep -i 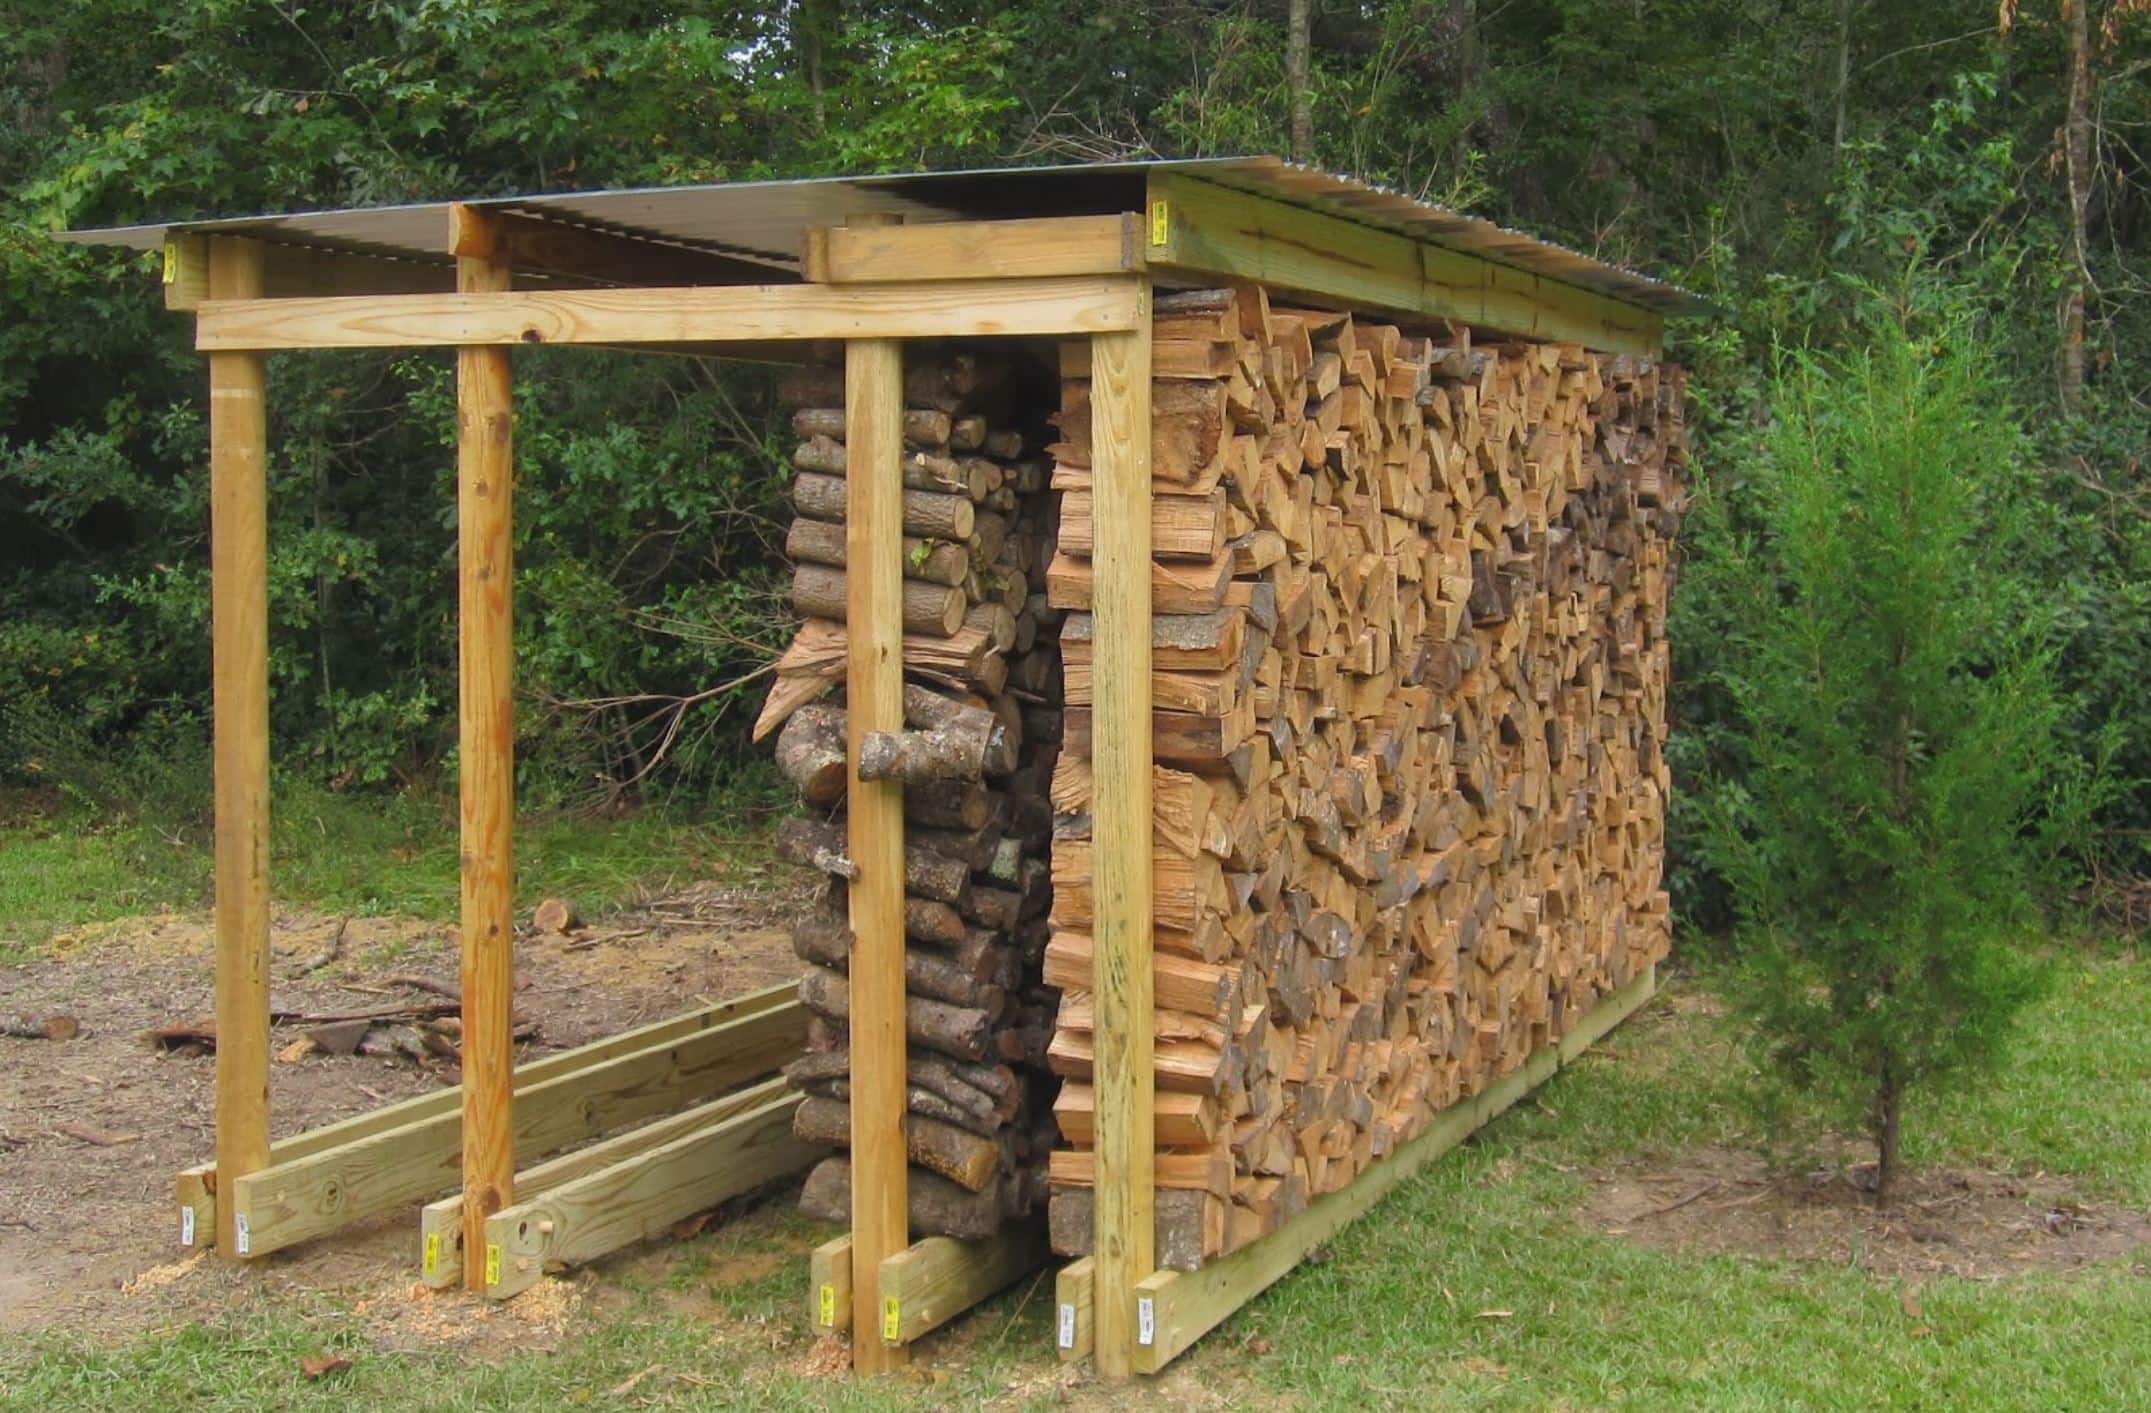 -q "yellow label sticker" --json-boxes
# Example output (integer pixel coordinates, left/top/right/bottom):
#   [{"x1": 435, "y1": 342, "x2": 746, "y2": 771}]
[
  {"x1": 818, "y1": 1283, "x2": 836, "y2": 1328},
  {"x1": 484, "y1": 1243, "x2": 501, "y2": 1287},
  {"x1": 1149, "y1": 199, "x2": 1170, "y2": 248},
  {"x1": 161, "y1": 242, "x2": 177, "y2": 284},
  {"x1": 423, "y1": 1231, "x2": 439, "y2": 1275},
  {"x1": 882, "y1": 1295, "x2": 901, "y2": 1343}
]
